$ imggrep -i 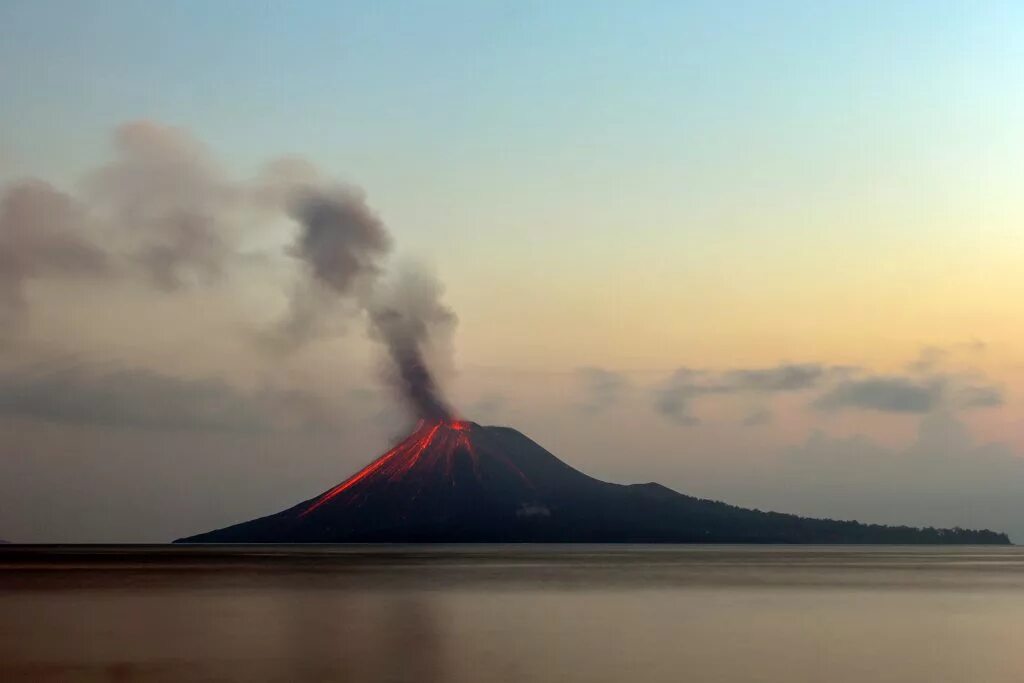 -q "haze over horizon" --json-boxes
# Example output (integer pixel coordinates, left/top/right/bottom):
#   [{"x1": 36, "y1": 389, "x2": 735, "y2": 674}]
[{"x1": 2, "y1": 1, "x2": 1024, "y2": 542}]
